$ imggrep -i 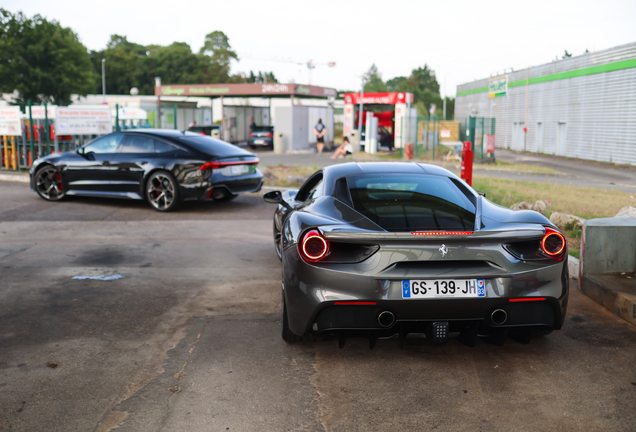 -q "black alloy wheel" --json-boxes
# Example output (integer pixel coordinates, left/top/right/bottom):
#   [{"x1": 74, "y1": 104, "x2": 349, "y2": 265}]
[
  {"x1": 34, "y1": 165, "x2": 66, "y2": 201},
  {"x1": 273, "y1": 219, "x2": 282, "y2": 261},
  {"x1": 146, "y1": 171, "x2": 180, "y2": 212}
]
